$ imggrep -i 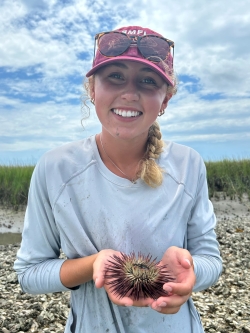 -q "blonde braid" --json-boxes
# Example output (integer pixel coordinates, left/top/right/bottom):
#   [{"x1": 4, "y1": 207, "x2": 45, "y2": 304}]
[{"x1": 137, "y1": 121, "x2": 165, "y2": 188}]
